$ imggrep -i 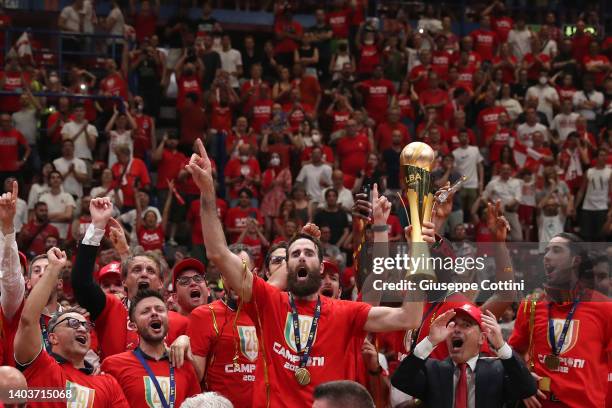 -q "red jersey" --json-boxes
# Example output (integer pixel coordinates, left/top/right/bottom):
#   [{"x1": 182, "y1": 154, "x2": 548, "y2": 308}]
[
  {"x1": 243, "y1": 275, "x2": 372, "y2": 408},
  {"x1": 95, "y1": 293, "x2": 188, "y2": 359},
  {"x1": 357, "y1": 44, "x2": 381, "y2": 75},
  {"x1": 419, "y1": 88, "x2": 449, "y2": 117},
  {"x1": 359, "y1": 79, "x2": 395, "y2": 124},
  {"x1": 0, "y1": 128, "x2": 27, "y2": 171},
  {"x1": 224, "y1": 157, "x2": 262, "y2": 199},
  {"x1": 189, "y1": 300, "x2": 258, "y2": 408},
  {"x1": 509, "y1": 290, "x2": 612, "y2": 408},
  {"x1": 132, "y1": 114, "x2": 154, "y2": 159},
  {"x1": 301, "y1": 145, "x2": 334, "y2": 164},
  {"x1": 431, "y1": 50, "x2": 452, "y2": 80},
  {"x1": 492, "y1": 16, "x2": 513, "y2": 42},
  {"x1": 251, "y1": 99, "x2": 273, "y2": 133},
  {"x1": 137, "y1": 225, "x2": 164, "y2": 252},
  {"x1": 111, "y1": 158, "x2": 150, "y2": 208},
  {"x1": 374, "y1": 122, "x2": 410, "y2": 152},
  {"x1": 100, "y1": 73, "x2": 128, "y2": 109},
  {"x1": 489, "y1": 127, "x2": 515, "y2": 162},
  {"x1": 101, "y1": 349, "x2": 200, "y2": 408},
  {"x1": 156, "y1": 149, "x2": 187, "y2": 189},
  {"x1": 177, "y1": 74, "x2": 202, "y2": 110},
  {"x1": 477, "y1": 106, "x2": 507, "y2": 146},
  {"x1": 241, "y1": 79, "x2": 268, "y2": 112},
  {"x1": 224, "y1": 207, "x2": 263, "y2": 243},
  {"x1": 396, "y1": 94, "x2": 416, "y2": 120},
  {"x1": 336, "y1": 133, "x2": 370, "y2": 177},
  {"x1": 327, "y1": 9, "x2": 351, "y2": 38},
  {"x1": 22, "y1": 350, "x2": 128, "y2": 408},
  {"x1": 470, "y1": 29, "x2": 498, "y2": 61},
  {"x1": 583, "y1": 54, "x2": 610, "y2": 86}
]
